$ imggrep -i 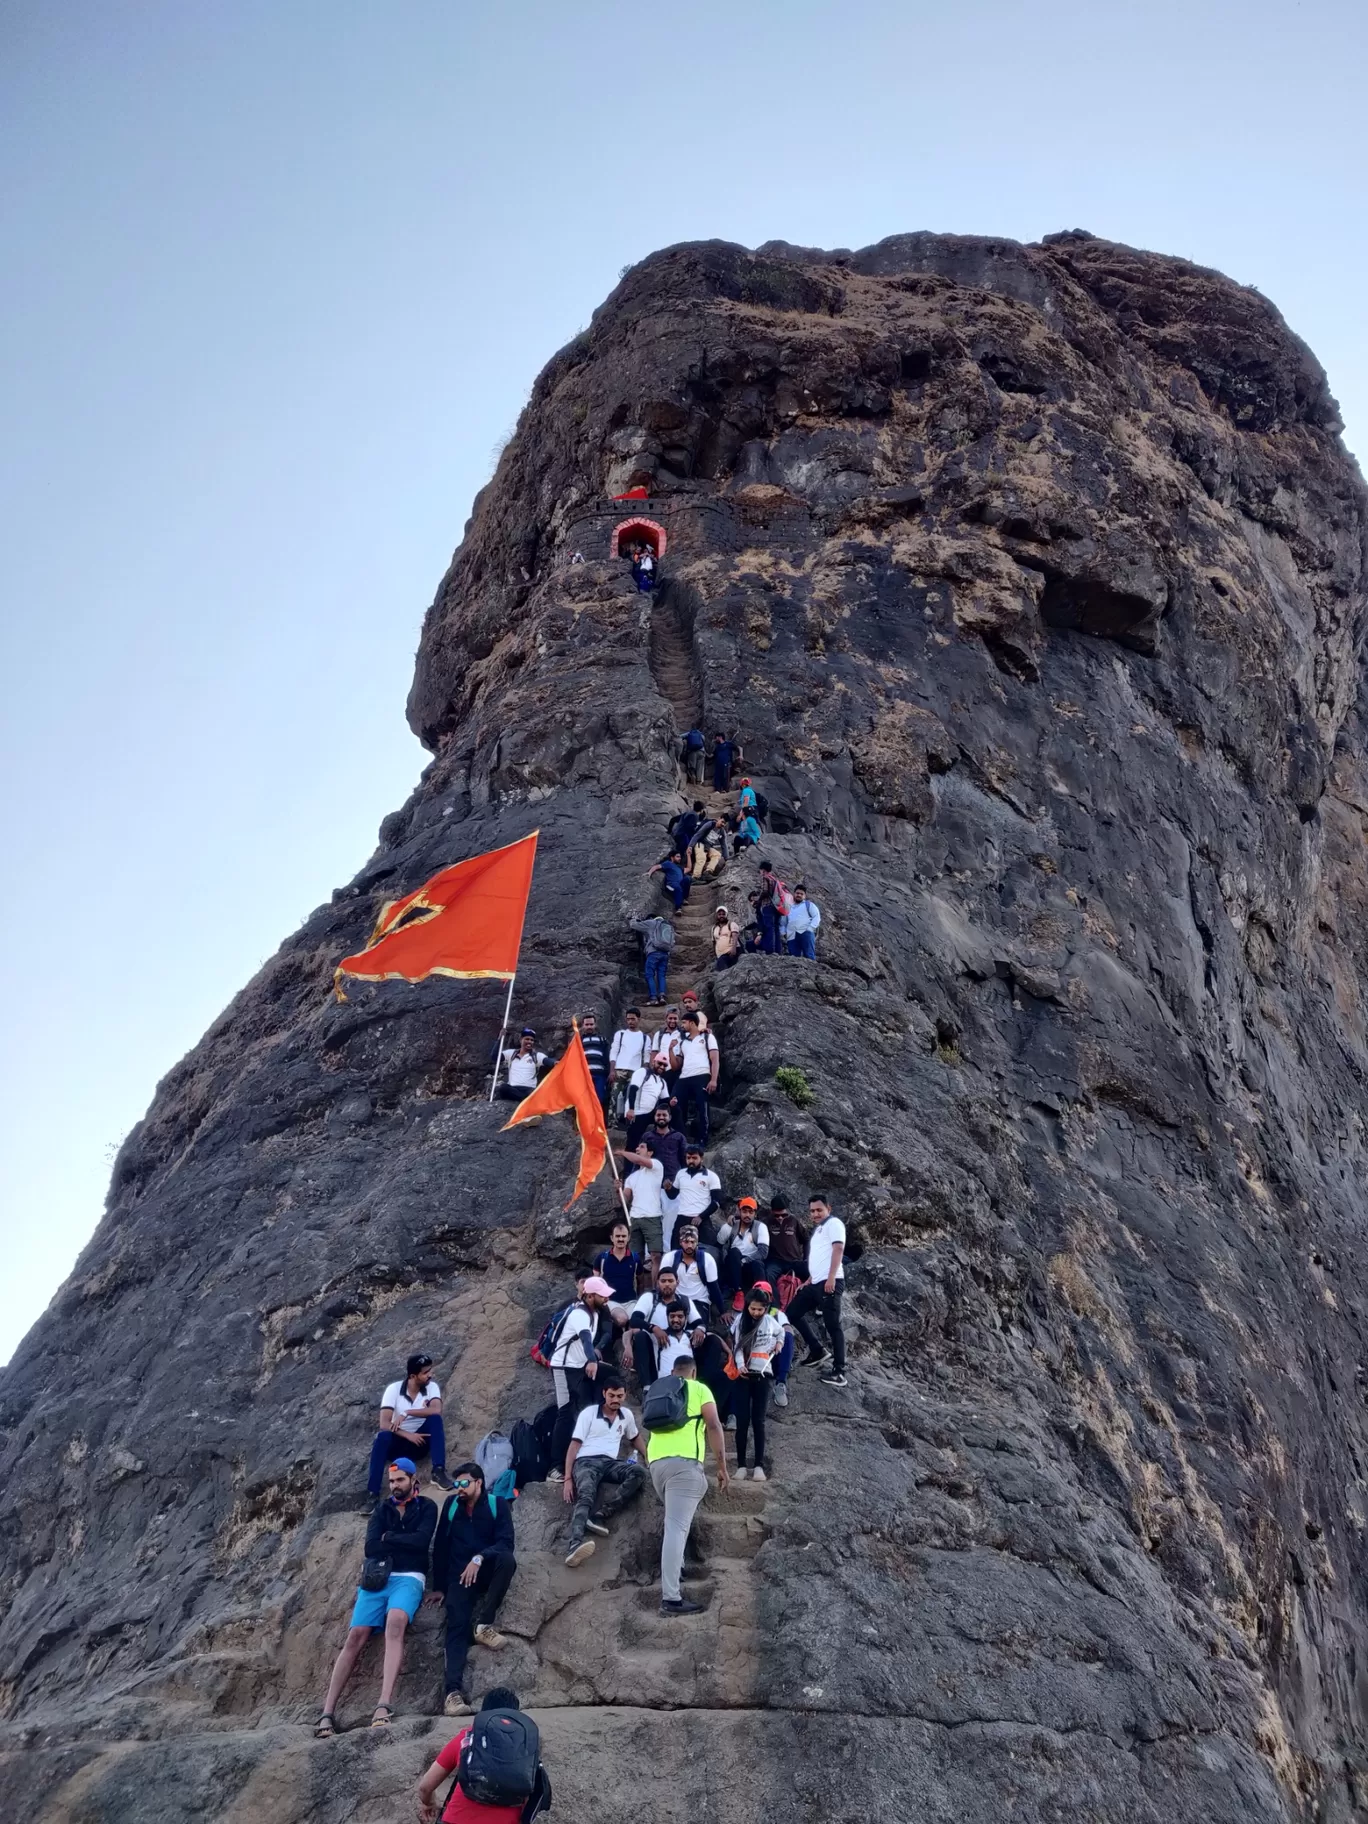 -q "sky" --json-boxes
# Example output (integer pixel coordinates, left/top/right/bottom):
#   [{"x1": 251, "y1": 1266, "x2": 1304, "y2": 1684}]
[{"x1": 1, "y1": 0, "x2": 1365, "y2": 1365}]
